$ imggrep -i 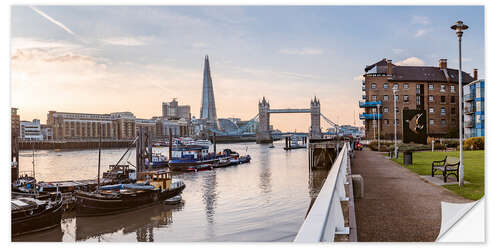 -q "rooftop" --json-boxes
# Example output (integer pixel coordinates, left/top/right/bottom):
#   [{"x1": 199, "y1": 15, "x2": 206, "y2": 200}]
[{"x1": 364, "y1": 58, "x2": 475, "y2": 84}]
